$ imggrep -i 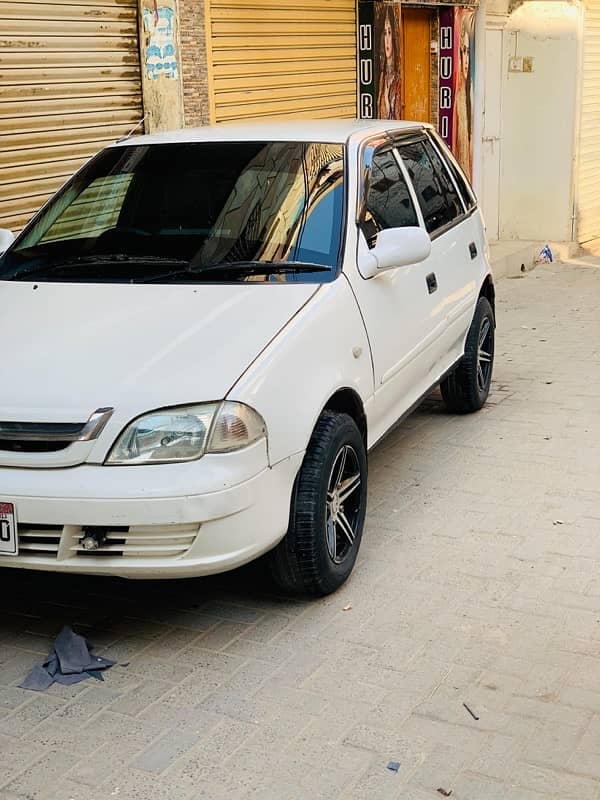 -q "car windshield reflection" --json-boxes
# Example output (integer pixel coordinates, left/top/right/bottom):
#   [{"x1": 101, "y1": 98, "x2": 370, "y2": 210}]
[{"x1": 0, "y1": 141, "x2": 345, "y2": 284}]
